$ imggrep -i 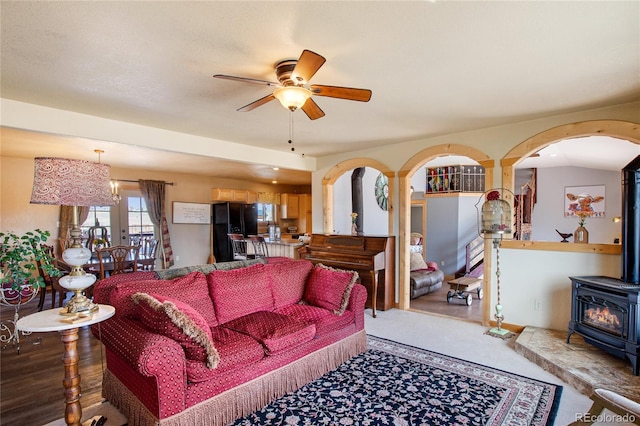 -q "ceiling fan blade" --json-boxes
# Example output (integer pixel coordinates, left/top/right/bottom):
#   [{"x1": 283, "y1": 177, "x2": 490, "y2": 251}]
[
  {"x1": 301, "y1": 98, "x2": 325, "y2": 120},
  {"x1": 237, "y1": 94, "x2": 276, "y2": 112},
  {"x1": 291, "y1": 50, "x2": 326, "y2": 84},
  {"x1": 213, "y1": 74, "x2": 279, "y2": 87},
  {"x1": 310, "y1": 84, "x2": 372, "y2": 102}
]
